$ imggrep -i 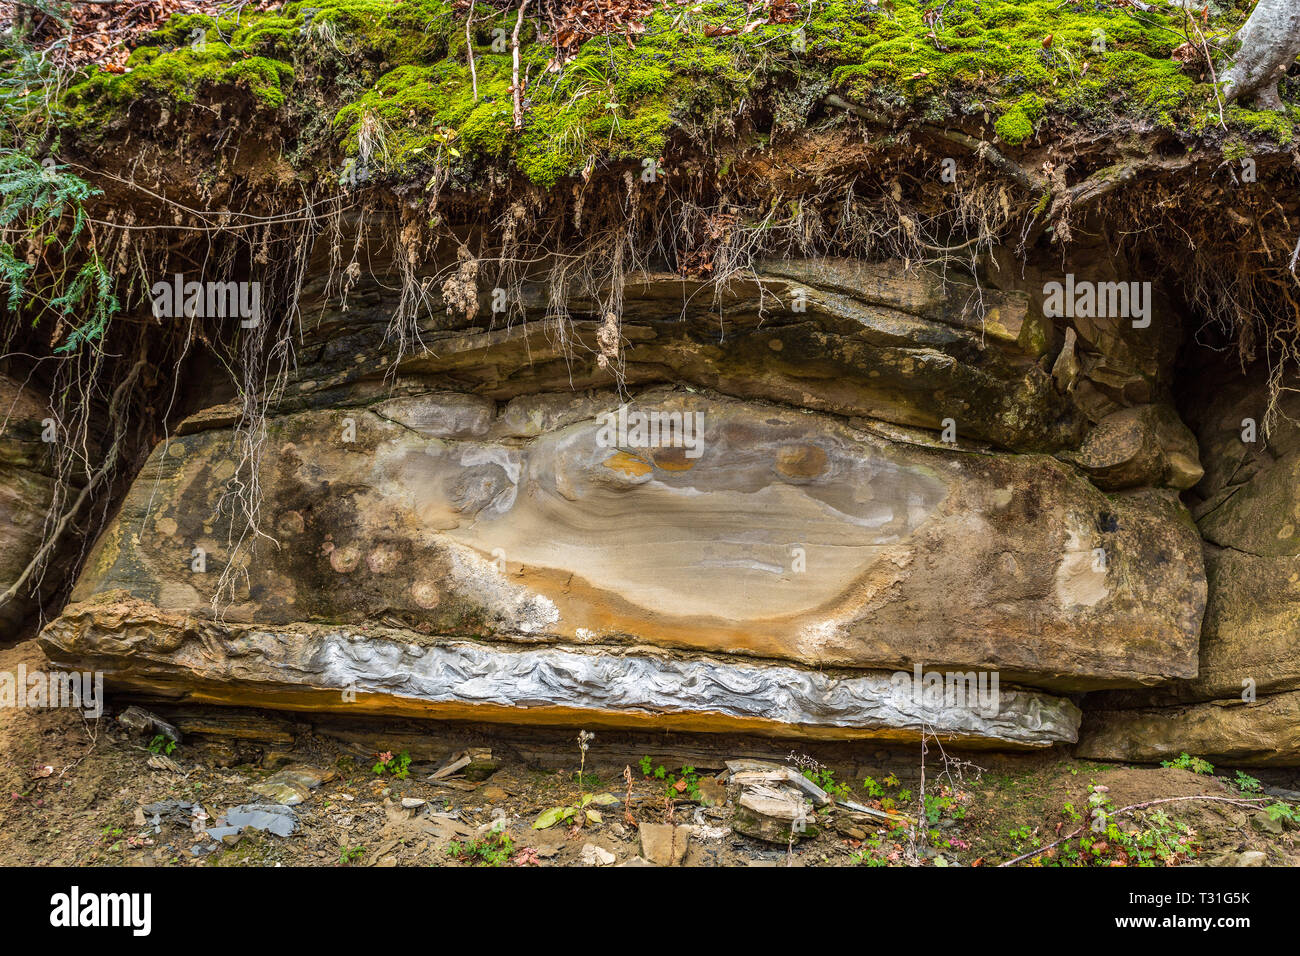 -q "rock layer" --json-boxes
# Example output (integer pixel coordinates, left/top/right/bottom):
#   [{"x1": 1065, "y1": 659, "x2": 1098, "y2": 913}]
[
  {"x1": 63, "y1": 389, "x2": 1204, "y2": 691},
  {"x1": 40, "y1": 596, "x2": 1081, "y2": 747},
  {"x1": 0, "y1": 376, "x2": 58, "y2": 638}
]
